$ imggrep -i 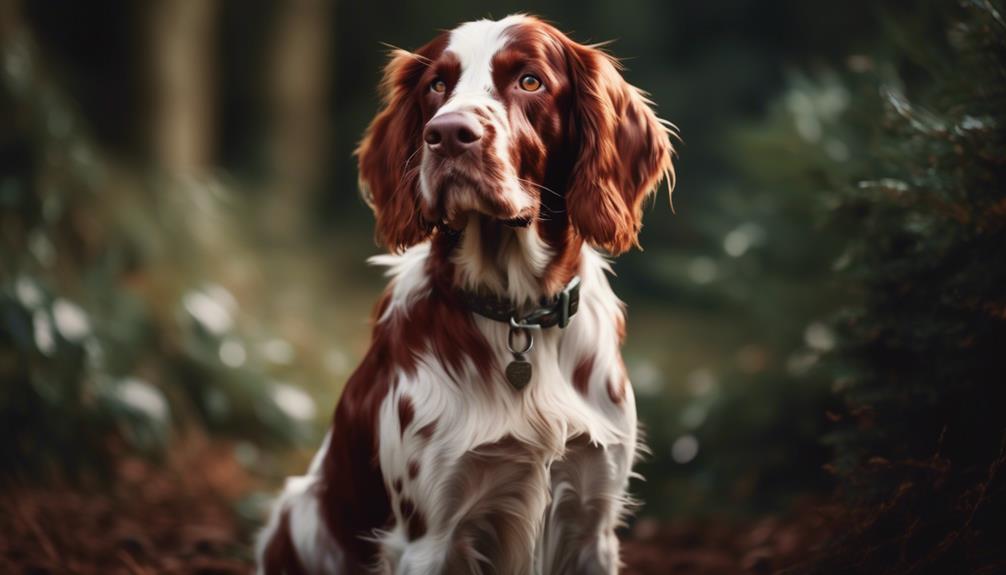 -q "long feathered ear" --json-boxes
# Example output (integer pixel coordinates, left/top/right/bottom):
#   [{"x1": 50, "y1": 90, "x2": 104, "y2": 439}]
[
  {"x1": 356, "y1": 49, "x2": 431, "y2": 252},
  {"x1": 564, "y1": 40, "x2": 675, "y2": 255}
]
